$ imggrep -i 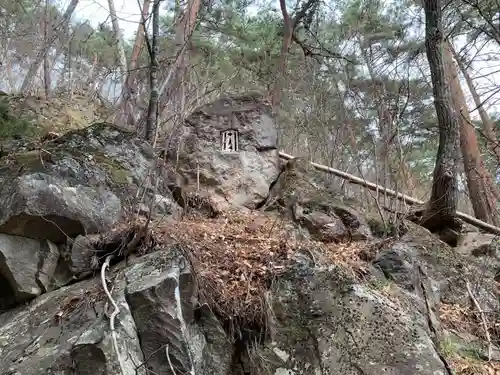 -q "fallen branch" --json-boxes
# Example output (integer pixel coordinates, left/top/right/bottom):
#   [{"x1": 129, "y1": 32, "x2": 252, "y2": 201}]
[
  {"x1": 278, "y1": 151, "x2": 500, "y2": 235},
  {"x1": 101, "y1": 255, "x2": 125, "y2": 374},
  {"x1": 466, "y1": 280, "x2": 492, "y2": 361}
]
